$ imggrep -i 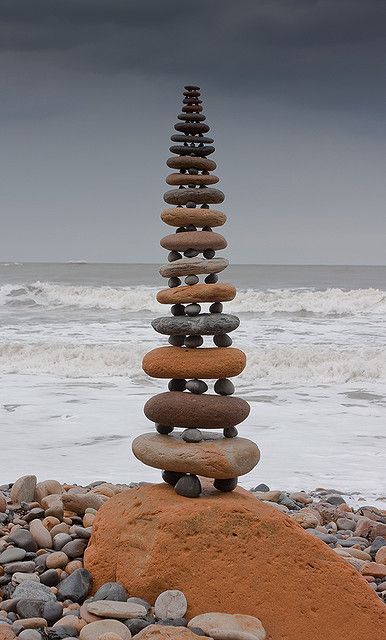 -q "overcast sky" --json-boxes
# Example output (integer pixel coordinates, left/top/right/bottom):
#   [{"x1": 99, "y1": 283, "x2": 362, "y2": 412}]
[{"x1": 0, "y1": 0, "x2": 385, "y2": 264}]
